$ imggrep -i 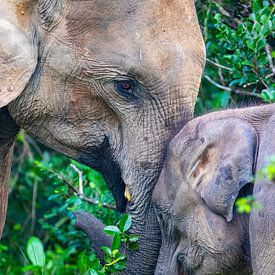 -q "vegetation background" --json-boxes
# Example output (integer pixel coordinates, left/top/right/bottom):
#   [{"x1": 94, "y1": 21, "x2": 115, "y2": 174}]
[{"x1": 1, "y1": 0, "x2": 274, "y2": 274}]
